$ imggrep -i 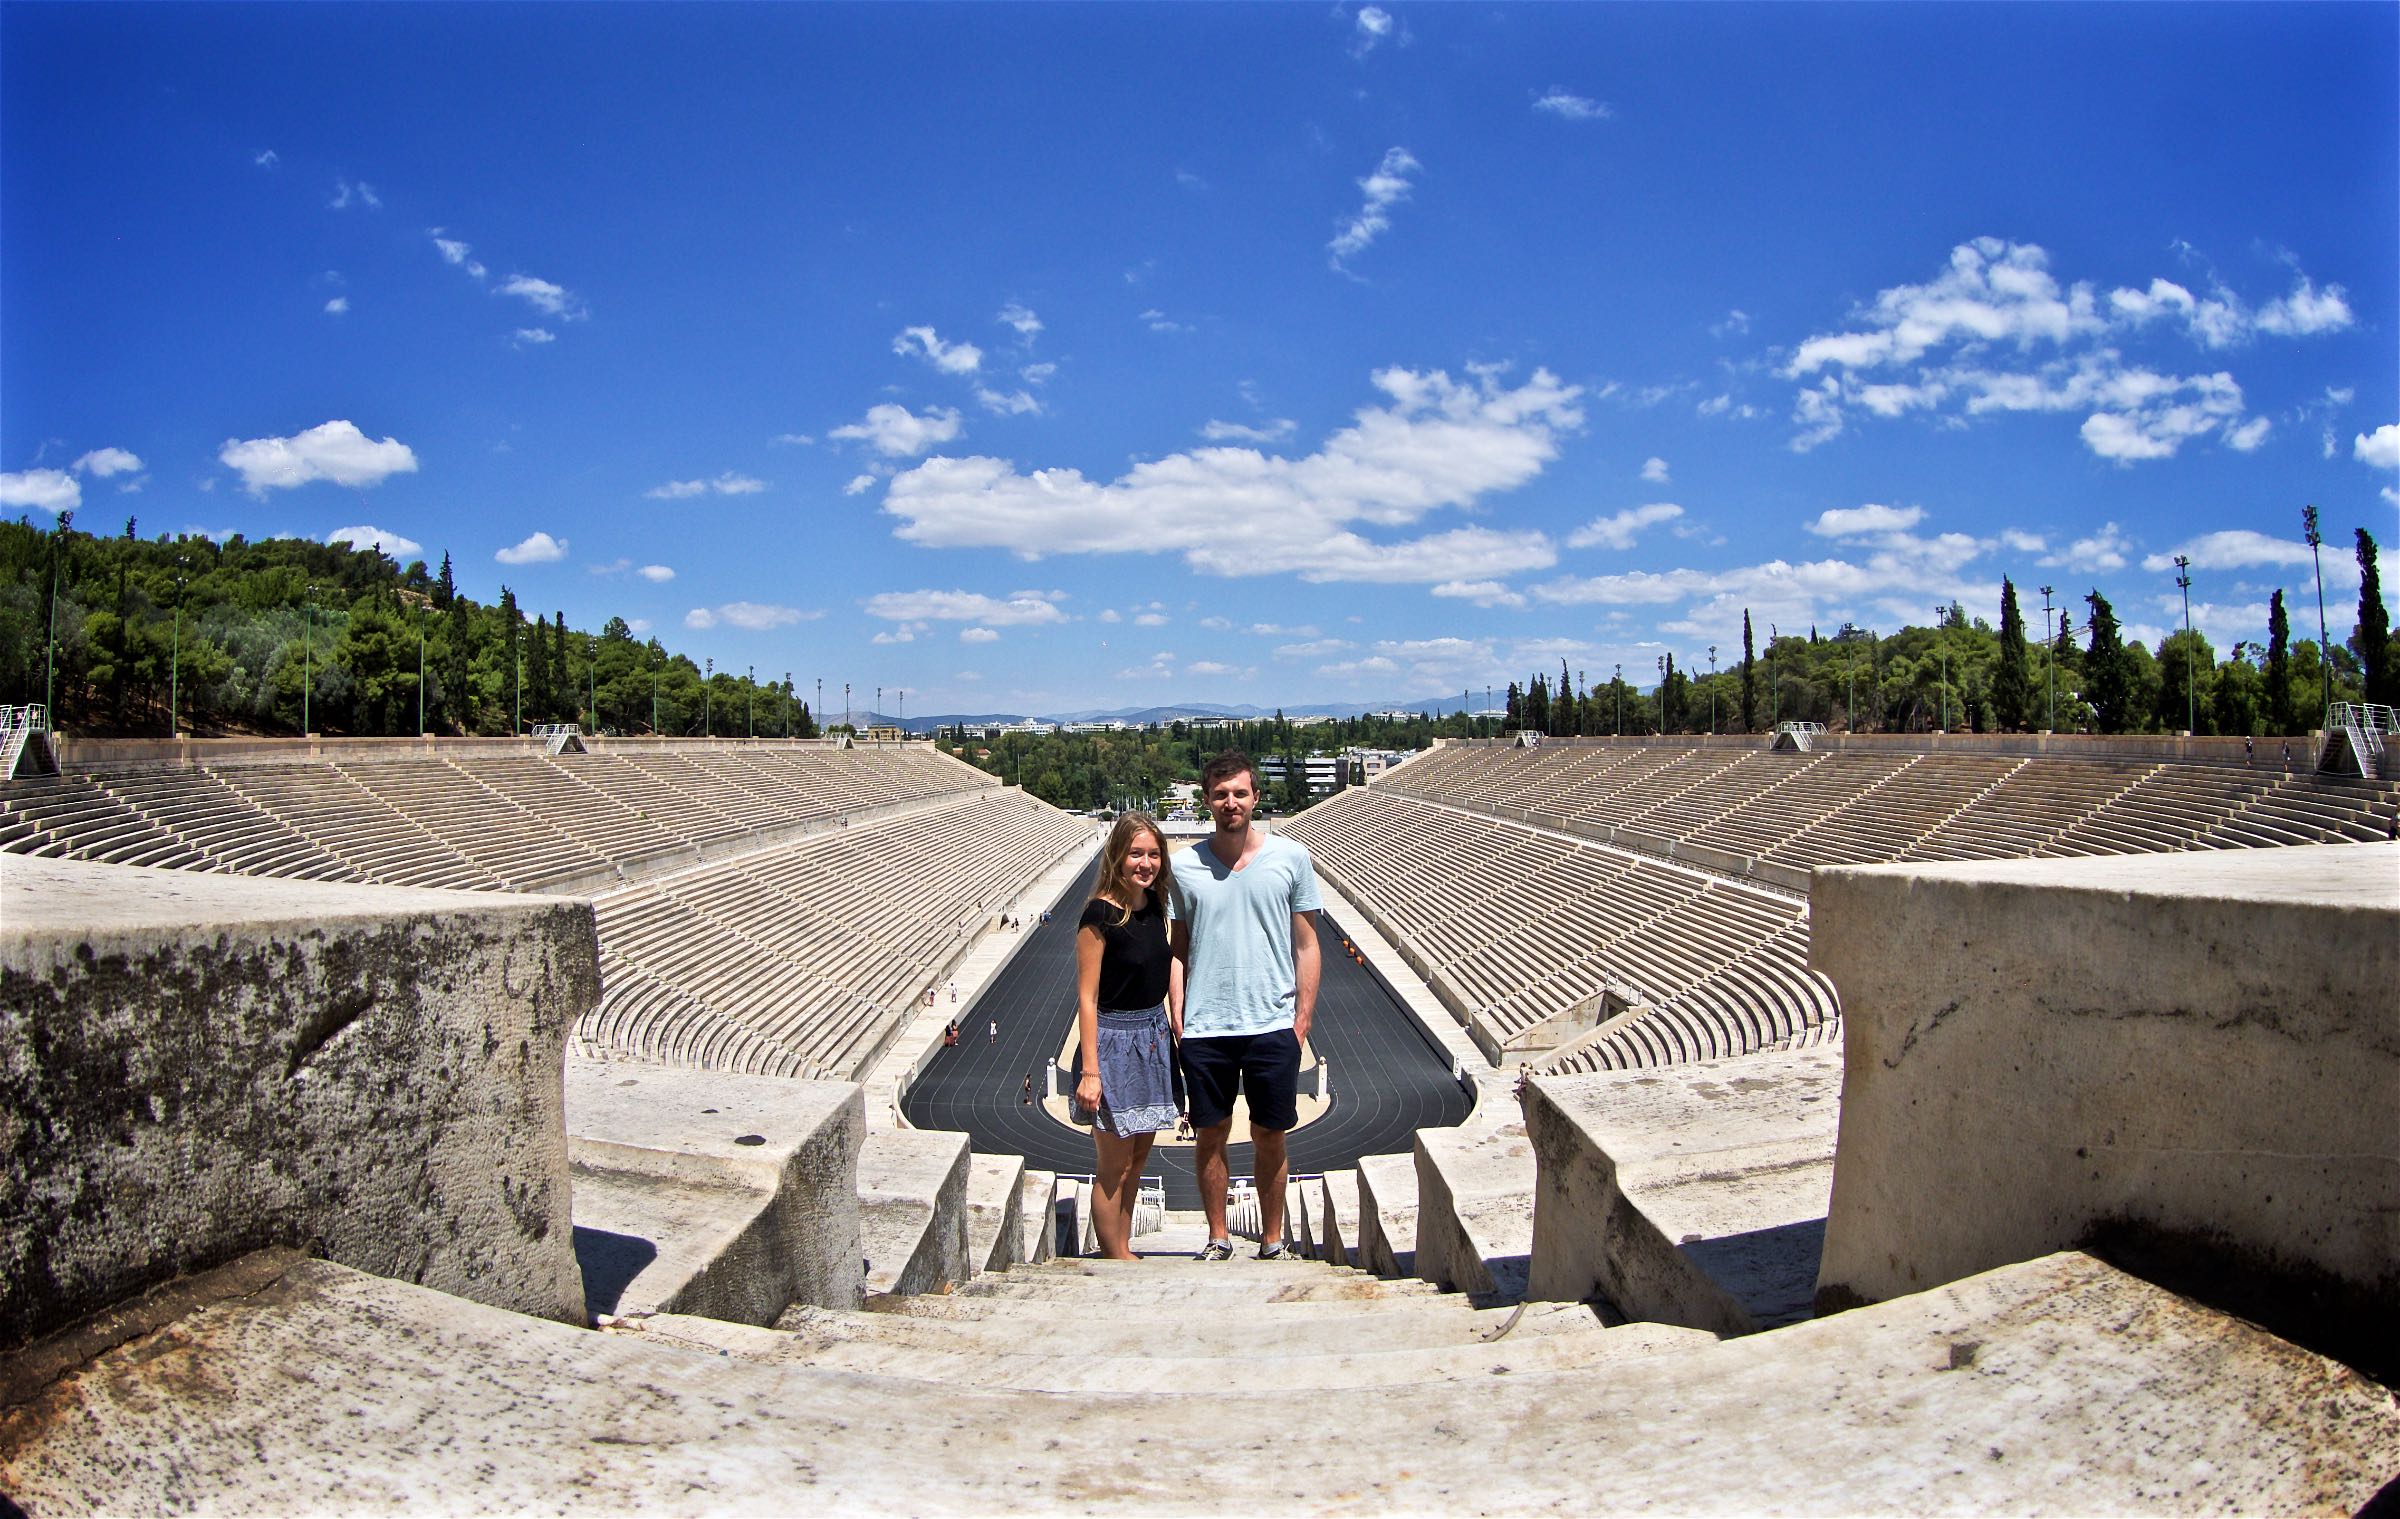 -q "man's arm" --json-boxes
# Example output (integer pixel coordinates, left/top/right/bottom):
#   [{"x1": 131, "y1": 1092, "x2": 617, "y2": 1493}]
[
  {"x1": 1289, "y1": 909, "x2": 1319, "y2": 1046},
  {"x1": 1168, "y1": 919, "x2": 1190, "y2": 1042}
]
